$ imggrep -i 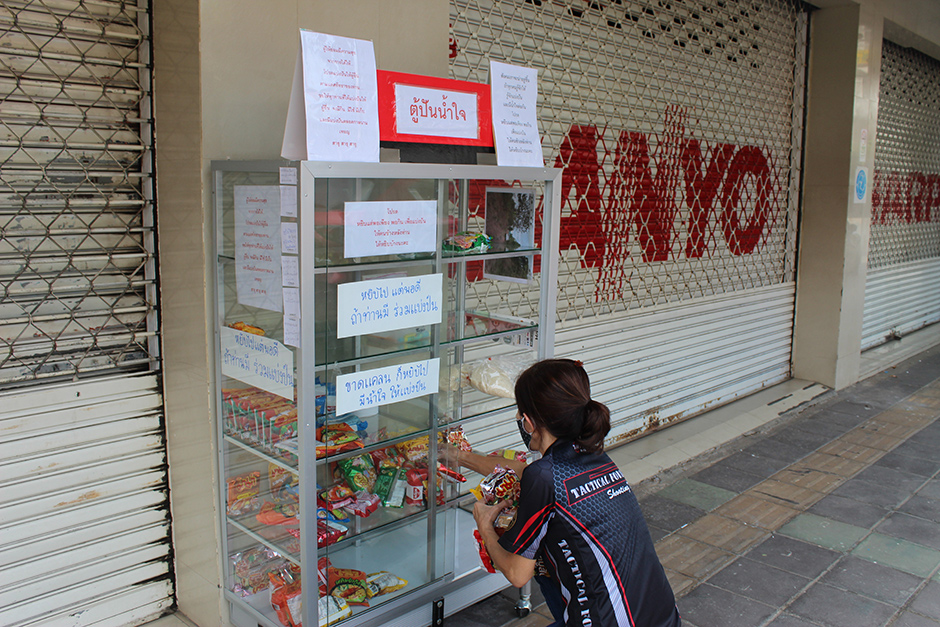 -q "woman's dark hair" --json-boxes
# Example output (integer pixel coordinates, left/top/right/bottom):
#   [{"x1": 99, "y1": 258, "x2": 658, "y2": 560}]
[{"x1": 514, "y1": 358, "x2": 611, "y2": 454}]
